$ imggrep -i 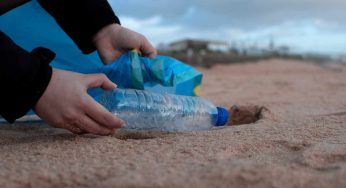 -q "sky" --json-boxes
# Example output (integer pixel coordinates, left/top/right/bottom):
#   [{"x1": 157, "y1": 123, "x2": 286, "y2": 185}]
[{"x1": 109, "y1": 0, "x2": 346, "y2": 56}]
